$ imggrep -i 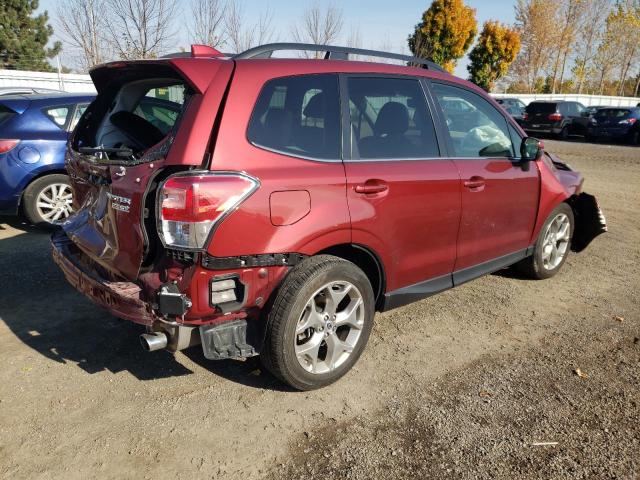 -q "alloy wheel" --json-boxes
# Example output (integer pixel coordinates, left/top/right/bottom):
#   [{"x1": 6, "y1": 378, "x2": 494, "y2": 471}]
[
  {"x1": 541, "y1": 213, "x2": 571, "y2": 270},
  {"x1": 294, "y1": 280, "x2": 365, "y2": 375},
  {"x1": 36, "y1": 183, "x2": 73, "y2": 224}
]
